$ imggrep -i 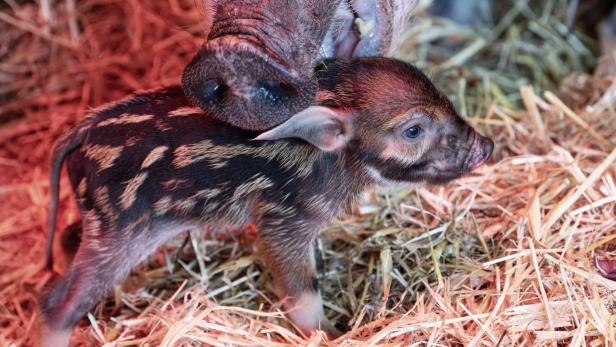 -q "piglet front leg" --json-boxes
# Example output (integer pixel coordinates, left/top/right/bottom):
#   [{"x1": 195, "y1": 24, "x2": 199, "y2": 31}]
[{"x1": 257, "y1": 212, "x2": 340, "y2": 339}]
